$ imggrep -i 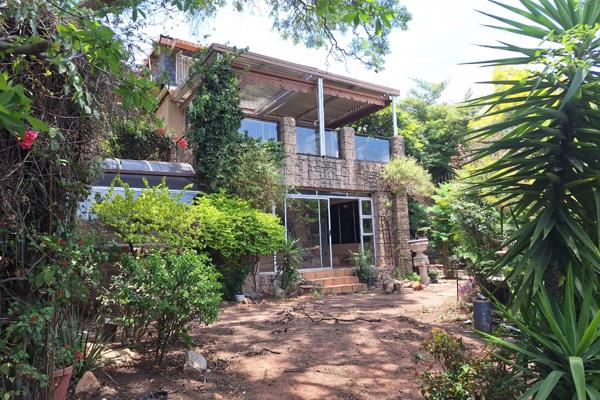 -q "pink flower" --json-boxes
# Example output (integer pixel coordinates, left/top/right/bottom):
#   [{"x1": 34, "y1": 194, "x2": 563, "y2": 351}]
[{"x1": 18, "y1": 130, "x2": 38, "y2": 150}]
